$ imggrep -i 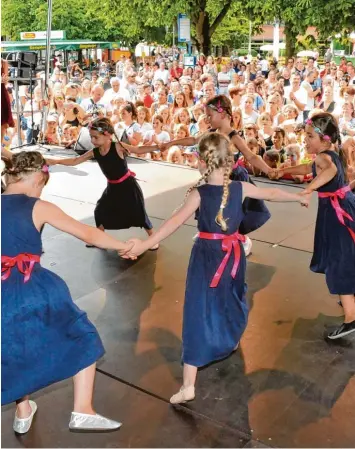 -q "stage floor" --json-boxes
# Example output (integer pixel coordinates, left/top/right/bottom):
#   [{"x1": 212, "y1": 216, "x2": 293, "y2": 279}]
[{"x1": 2, "y1": 149, "x2": 354, "y2": 448}]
